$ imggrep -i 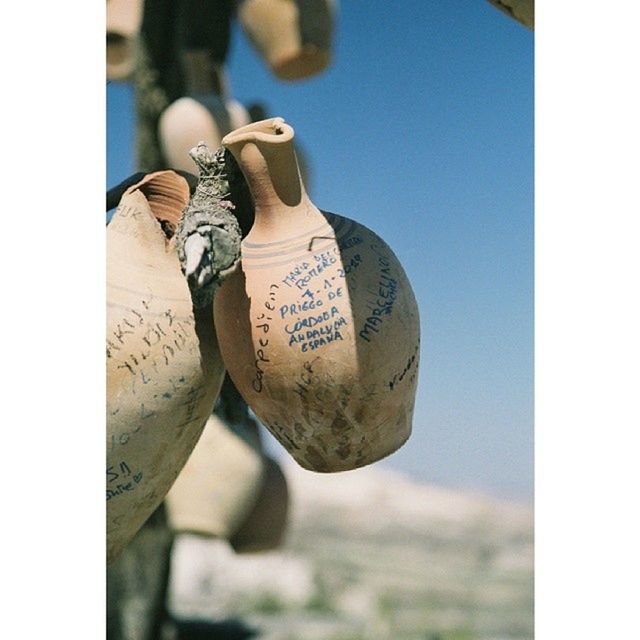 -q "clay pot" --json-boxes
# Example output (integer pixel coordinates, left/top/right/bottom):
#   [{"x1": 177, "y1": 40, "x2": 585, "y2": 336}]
[
  {"x1": 230, "y1": 456, "x2": 289, "y2": 553},
  {"x1": 486, "y1": 0, "x2": 534, "y2": 29},
  {"x1": 107, "y1": 171, "x2": 225, "y2": 564},
  {"x1": 106, "y1": 0, "x2": 143, "y2": 81},
  {"x1": 159, "y1": 96, "x2": 251, "y2": 173},
  {"x1": 237, "y1": 0, "x2": 335, "y2": 81},
  {"x1": 214, "y1": 118, "x2": 420, "y2": 472},
  {"x1": 165, "y1": 413, "x2": 265, "y2": 538}
]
